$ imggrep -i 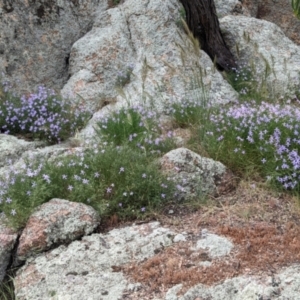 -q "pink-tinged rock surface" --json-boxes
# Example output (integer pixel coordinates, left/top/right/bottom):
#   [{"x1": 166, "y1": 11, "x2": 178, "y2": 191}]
[
  {"x1": 0, "y1": 222, "x2": 18, "y2": 282},
  {"x1": 16, "y1": 198, "x2": 100, "y2": 263},
  {"x1": 14, "y1": 222, "x2": 174, "y2": 300},
  {"x1": 61, "y1": 0, "x2": 237, "y2": 119}
]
